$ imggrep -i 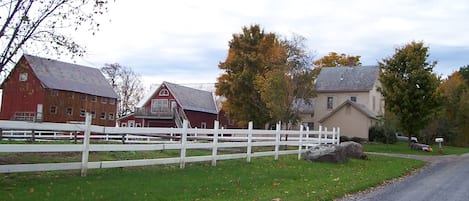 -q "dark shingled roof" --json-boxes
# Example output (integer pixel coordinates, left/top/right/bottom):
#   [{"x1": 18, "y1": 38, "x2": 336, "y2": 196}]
[
  {"x1": 164, "y1": 81, "x2": 218, "y2": 114},
  {"x1": 315, "y1": 66, "x2": 379, "y2": 92},
  {"x1": 23, "y1": 54, "x2": 118, "y2": 99}
]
